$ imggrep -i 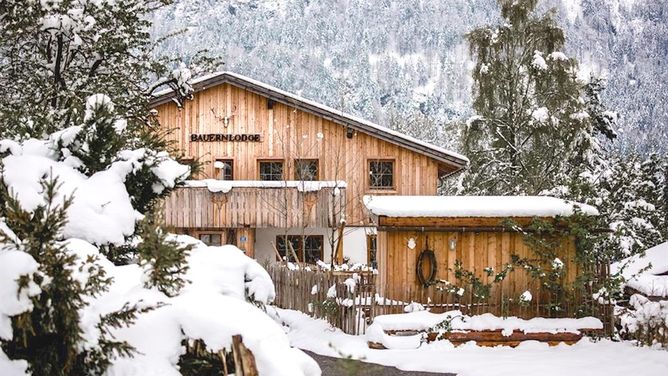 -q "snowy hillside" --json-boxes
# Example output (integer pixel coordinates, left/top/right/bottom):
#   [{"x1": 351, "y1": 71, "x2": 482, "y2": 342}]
[{"x1": 151, "y1": 0, "x2": 668, "y2": 153}]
